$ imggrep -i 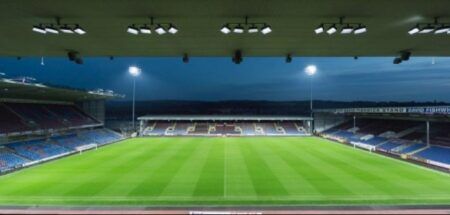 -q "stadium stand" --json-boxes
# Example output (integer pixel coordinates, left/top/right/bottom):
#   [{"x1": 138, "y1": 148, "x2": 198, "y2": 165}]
[
  {"x1": 141, "y1": 120, "x2": 309, "y2": 136},
  {"x1": 0, "y1": 104, "x2": 30, "y2": 134},
  {"x1": 7, "y1": 139, "x2": 71, "y2": 161},
  {"x1": 0, "y1": 148, "x2": 29, "y2": 172},
  {"x1": 320, "y1": 118, "x2": 450, "y2": 170},
  {"x1": 211, "y1": 123, "x2": 241, "y2": 135},
  {"x1": 5, "y1": 103, "x2": 66, "y2": 129},
  {"x1": 0, "y1": 128, "x2": 123, "y2": 173},
  {"x1": 170, "y1": 122, "x2": 193, "y2": 135},
  {"x1": 255, "y1": 122, "x2": 283, "y2": 135},
  {"x1": 80, "y1": 129, "x2": 123, "y2": 145},
  {"x1": 44, "y1": 104, "x2": 98, "y2": 127},
  {"x1": 414, "y1": 146, "x2": 450, "y2": 165},
  {"x1": 188, "y1": 123, "x2": 210, "y2": 135},
  {"x1": 0, "y1": 102, "x2": 101, "y2": 135},
  {"x1": 0, "y1": 80, "x2": 123, "y2": 174},
  {"x1": 240, "y1": 123, "x2": 257, "y2": 135},
  {"x1": 397, "y1": 142, "x2": 426, "y2": 154},
  {"x1": 377, "y1": 139, "x2": 405, "y2": 152},
  {"x1": 52, "y1": 134, "x2": 90, "y2": 149},
  {"x1": 145, "y1": 122, "x2": 173, "y2": 135},
  {"x1": 279, "y1": 122, "x2": 306, "y2": 135}
]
